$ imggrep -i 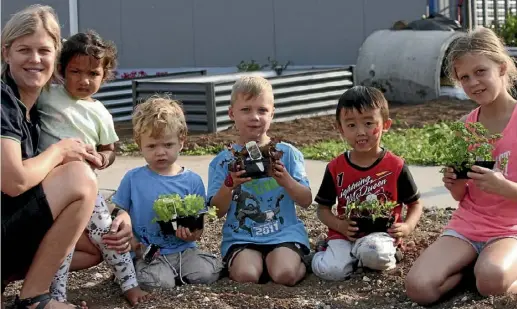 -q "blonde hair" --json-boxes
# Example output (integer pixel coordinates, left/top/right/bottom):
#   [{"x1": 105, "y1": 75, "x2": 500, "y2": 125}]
[
  {"x1": 132, "y1": 95, "x2": 187, "y2": 145},
  {"x1": 230, "y1": 76, "x2": 274, "y2": 105},
  {"x1": 446, "y1": 27, "x2": 517, "y2": 92},
  {"x1": 1, "y1": 5, "x2": 62, "y2": 85}
]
